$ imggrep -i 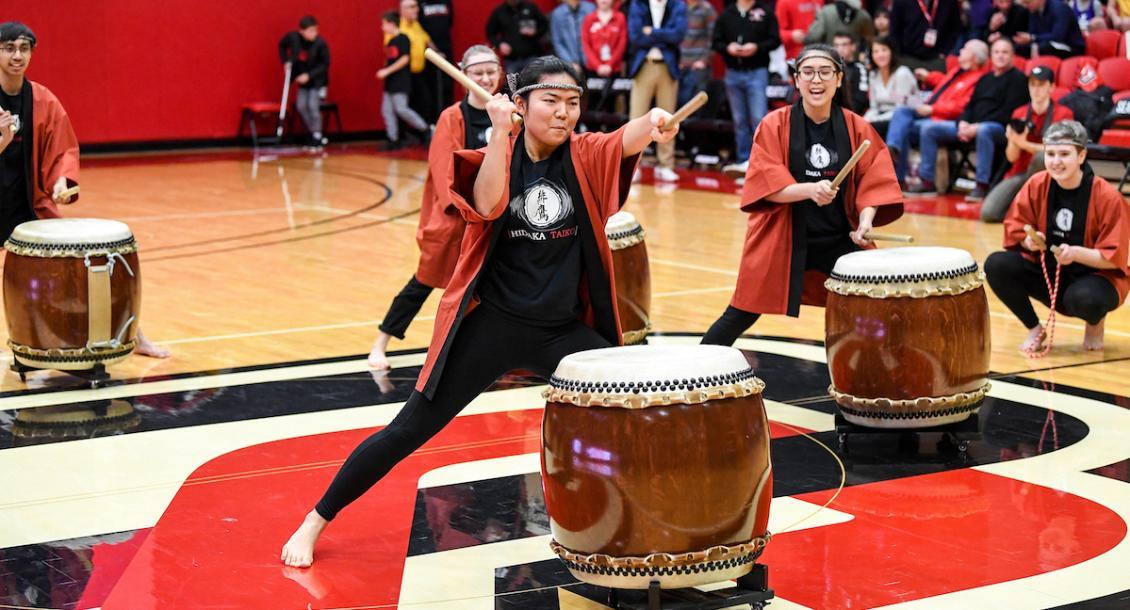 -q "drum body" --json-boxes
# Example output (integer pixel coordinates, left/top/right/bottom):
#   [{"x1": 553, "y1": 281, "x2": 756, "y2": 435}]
[
  {"x1": 4, "y1": 219, "x2": 141, "y2": 370},
  {"x1": 606, "y1": 211, "x2": 651, "y2": 345},
  {"x1": 542, "y1": 345, "x2": 772, "y2": 589},
  {"x1": 825, "y1": 247, "x2": 990, "y2": 428}
]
